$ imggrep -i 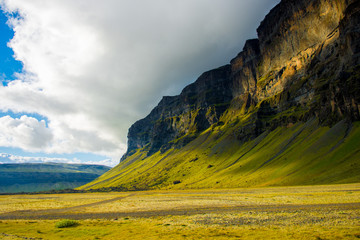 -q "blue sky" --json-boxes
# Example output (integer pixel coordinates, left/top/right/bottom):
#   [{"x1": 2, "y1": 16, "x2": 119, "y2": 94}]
[
  {"x1": 0, "y1": 10, "x2": 22, "y2": 82},
  {"x1": 0, "y1": 0, "x2": 279, "y2": 167}
]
